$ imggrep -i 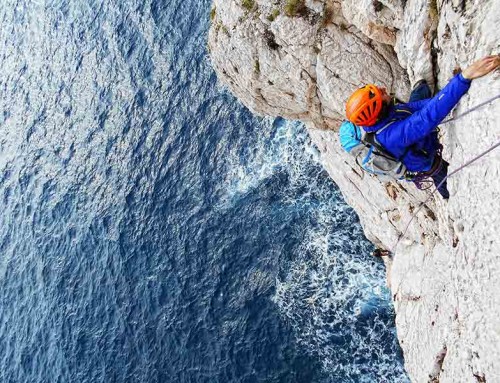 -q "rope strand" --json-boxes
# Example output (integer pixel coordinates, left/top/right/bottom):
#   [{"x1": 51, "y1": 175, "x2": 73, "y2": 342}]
[
  {"x1": 441, "y1": 93, "x2": 500, "y2": 124},
  {"x1": 391, "y1": 94, "x2": 500, "y2": 252},
  {"x1": 392, "y1": 138, "x2": 500, "y2": 252}
]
